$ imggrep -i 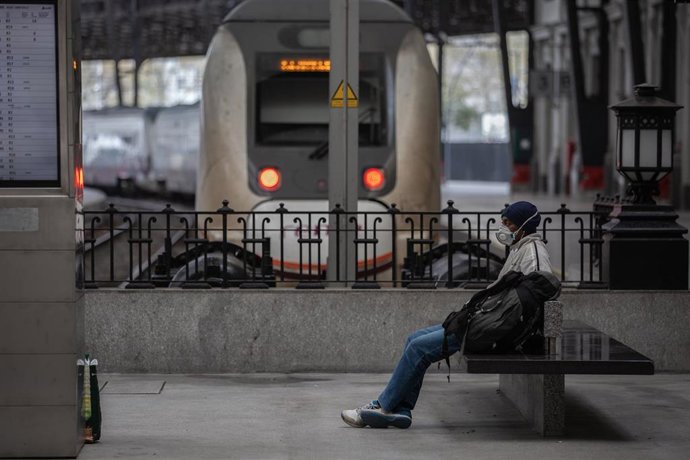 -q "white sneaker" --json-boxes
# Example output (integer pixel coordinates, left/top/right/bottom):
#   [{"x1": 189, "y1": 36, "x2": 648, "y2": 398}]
[
  {"x1": 340, "y1": 401, "x2": 380, "y2": 428},
  {"x1": 360, "y1": 407, "x2": 412, "y2": 429}
]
